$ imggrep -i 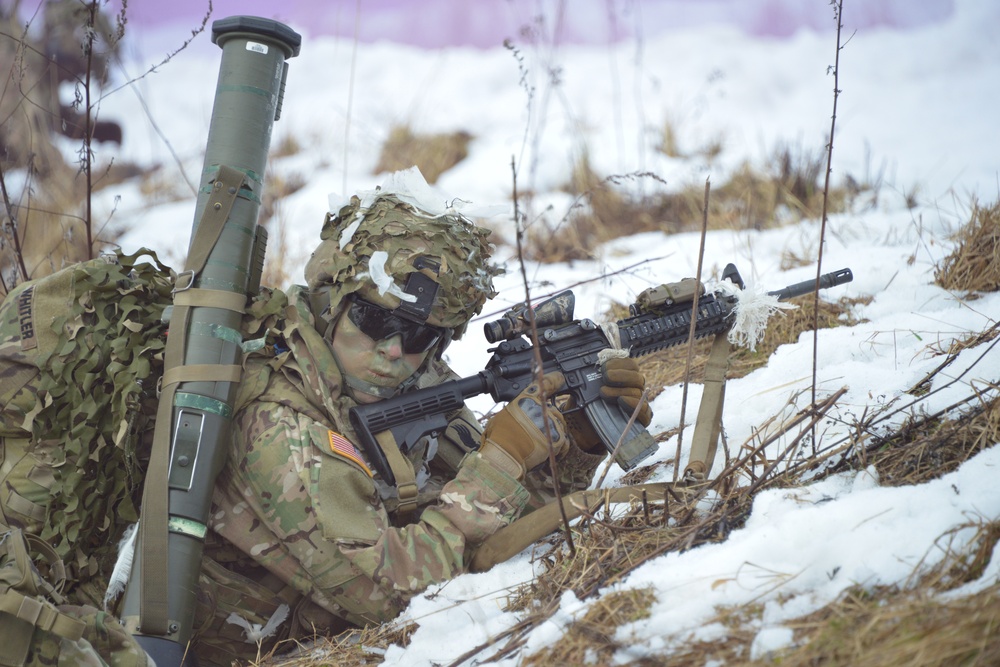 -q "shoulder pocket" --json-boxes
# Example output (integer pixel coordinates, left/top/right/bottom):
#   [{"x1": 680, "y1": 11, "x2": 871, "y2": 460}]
[{"x1": 307, "y1": 424, "x2": 385, "y2": 545}]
